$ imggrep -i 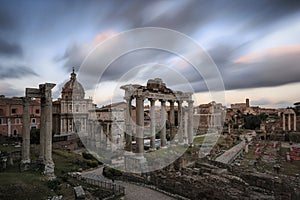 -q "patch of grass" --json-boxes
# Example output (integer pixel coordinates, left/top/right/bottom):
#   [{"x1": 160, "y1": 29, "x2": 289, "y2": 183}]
[
  {"x1": 0, "y1": 171, "x2": 54, "y2": 200},
  {"x1": 194, "y1": 137, "x2": 205, "y2": 144},
  {"x1": 0, "y1": 144, "x2": 19, "y2": 152},
  {"x1": 53, "y1": 149, "x2": 89, "y2": 178}
]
